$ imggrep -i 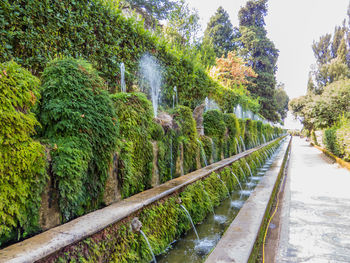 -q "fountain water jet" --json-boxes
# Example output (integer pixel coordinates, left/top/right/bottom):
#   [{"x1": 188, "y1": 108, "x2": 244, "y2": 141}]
[
  {"x1": 240, "y1": 136, "x2": 246, "y2": 152},
  {"x1": 120, "y1": 62, "x2": 126, "y2": 92},
  {"x1": 140, "y1": 230, "x2": 157, "y2": 263},
  {"x1": 180, "y1": 205, "x2": 200, "y2": 241},
  {"x1": 139, "y1": 54, "x2": 162, "y2": 117}
]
